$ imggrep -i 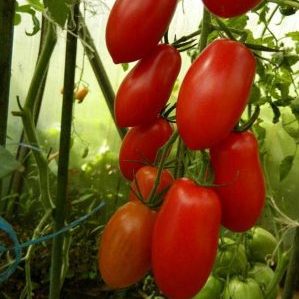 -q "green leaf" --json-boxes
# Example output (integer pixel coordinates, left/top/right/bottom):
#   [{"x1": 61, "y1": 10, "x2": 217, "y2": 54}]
[
  {"x1": 0, "y1": 146, "x2": 23, "y2": 179},
  {"x1": 14, "y1": 13, "x2": 22, "y2": 25},
  {"x1": 286, "y1": 31, "x2": 299, "y2": 42},
  {"x1": 249, "y1": 84, "x2": 261, "y2": 105},
  {"x1": 16, "y1": 5, "x2": 41, "y2": 35},
  {"x1": 121, "y1": 63, "x2": 129, "y2": 72},
  {"x1": 279, "y1": 155, "x2": 294, "y2": 181},
  {"x1": 44, "y1": 0, "x2": 72, "y2": 28},
  {"x1": 27, "y1": 0, "x2": 44, "y2": 11}
]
